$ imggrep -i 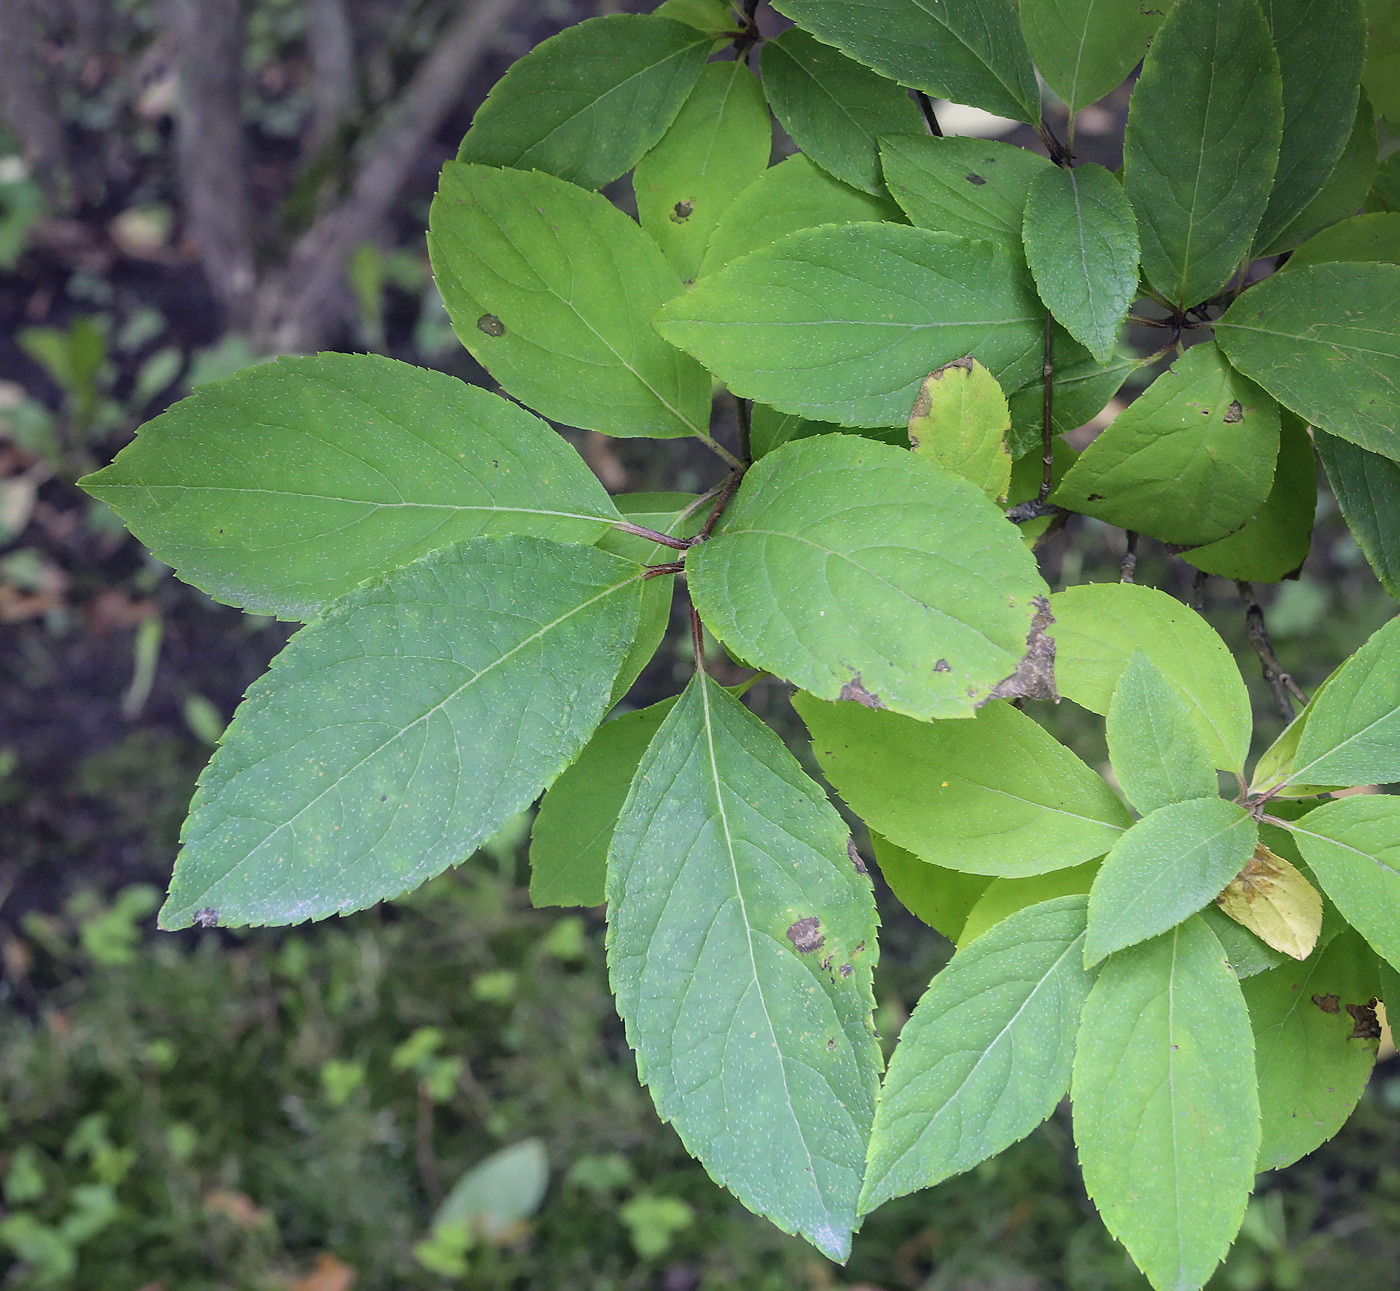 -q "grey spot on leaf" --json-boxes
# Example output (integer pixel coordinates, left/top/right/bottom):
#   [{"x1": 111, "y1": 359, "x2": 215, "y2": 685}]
[
  {"x1": 965, "y1": 173, "x2": 987, "y2": 186},
  {"x1": 1223, "y1": 400, "x2": 1244, "y2": 424},
  {"x1": 839, "y1": 673, "x2": 882, "y2": 708},
  {"x1": 847, "y1": 838, "x2": 869, "y2": 875},
  {"x1": 934, "y1": 658, "x2": 951, "y2": 673},
  {"x1": 1312, "y1": 992, "x2": 1340, "y2": 1014},
  {"x1": 839, "y1": 963, "x2": 853, "y2": 978},
  {"x1": 670, "y1": 199, "x2": 694, "y2": 222},
  {"x1": 982, "y1": 595, "x2": 1058, "y2": 704},
  {"x1": 477, "y1": 313, "x2": 505, "y2": 337},
  {"x1": 786, "y1": 917, "x2": 824, "y2": 954},
  {"x1": 1347, "y1": 999, "x2": 1381, "y2": 1040},
  {"x1": 193, "y1": 908, "x2": 220, "y2": 928}
]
